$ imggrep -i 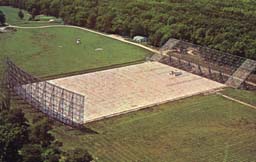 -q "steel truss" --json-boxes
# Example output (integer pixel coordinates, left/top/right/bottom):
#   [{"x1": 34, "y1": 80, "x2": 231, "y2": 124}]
[
  {"x1": 169, "y1": 39, "x2": 248, "y2": 73},
  {"x1": 161, "y1": 38, "x2": 256, "y2": 89},
  {"x1": 162, "y1": 56, "x2": 228, "y2": 83},
  {"x1": 4, "y1": 58, "x2": 85, "y2": 127}
]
